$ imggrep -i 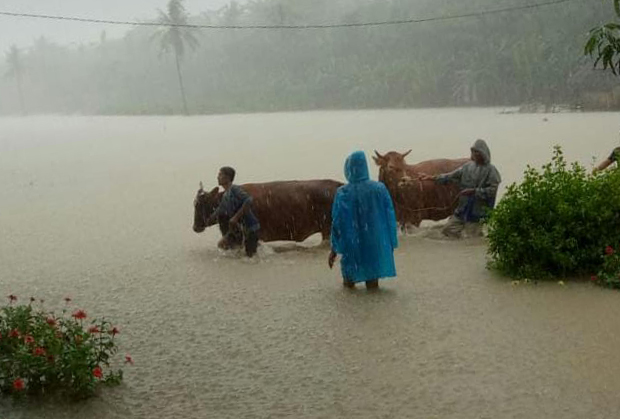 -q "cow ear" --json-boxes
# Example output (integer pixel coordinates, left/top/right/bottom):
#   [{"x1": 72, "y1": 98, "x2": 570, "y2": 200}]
[
  {"x1": 210, "y1": 187, "x2": 219, "y2": 195},
  {"x1": 402, "y1": 150, "x2": 412, "y2": 158}
]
